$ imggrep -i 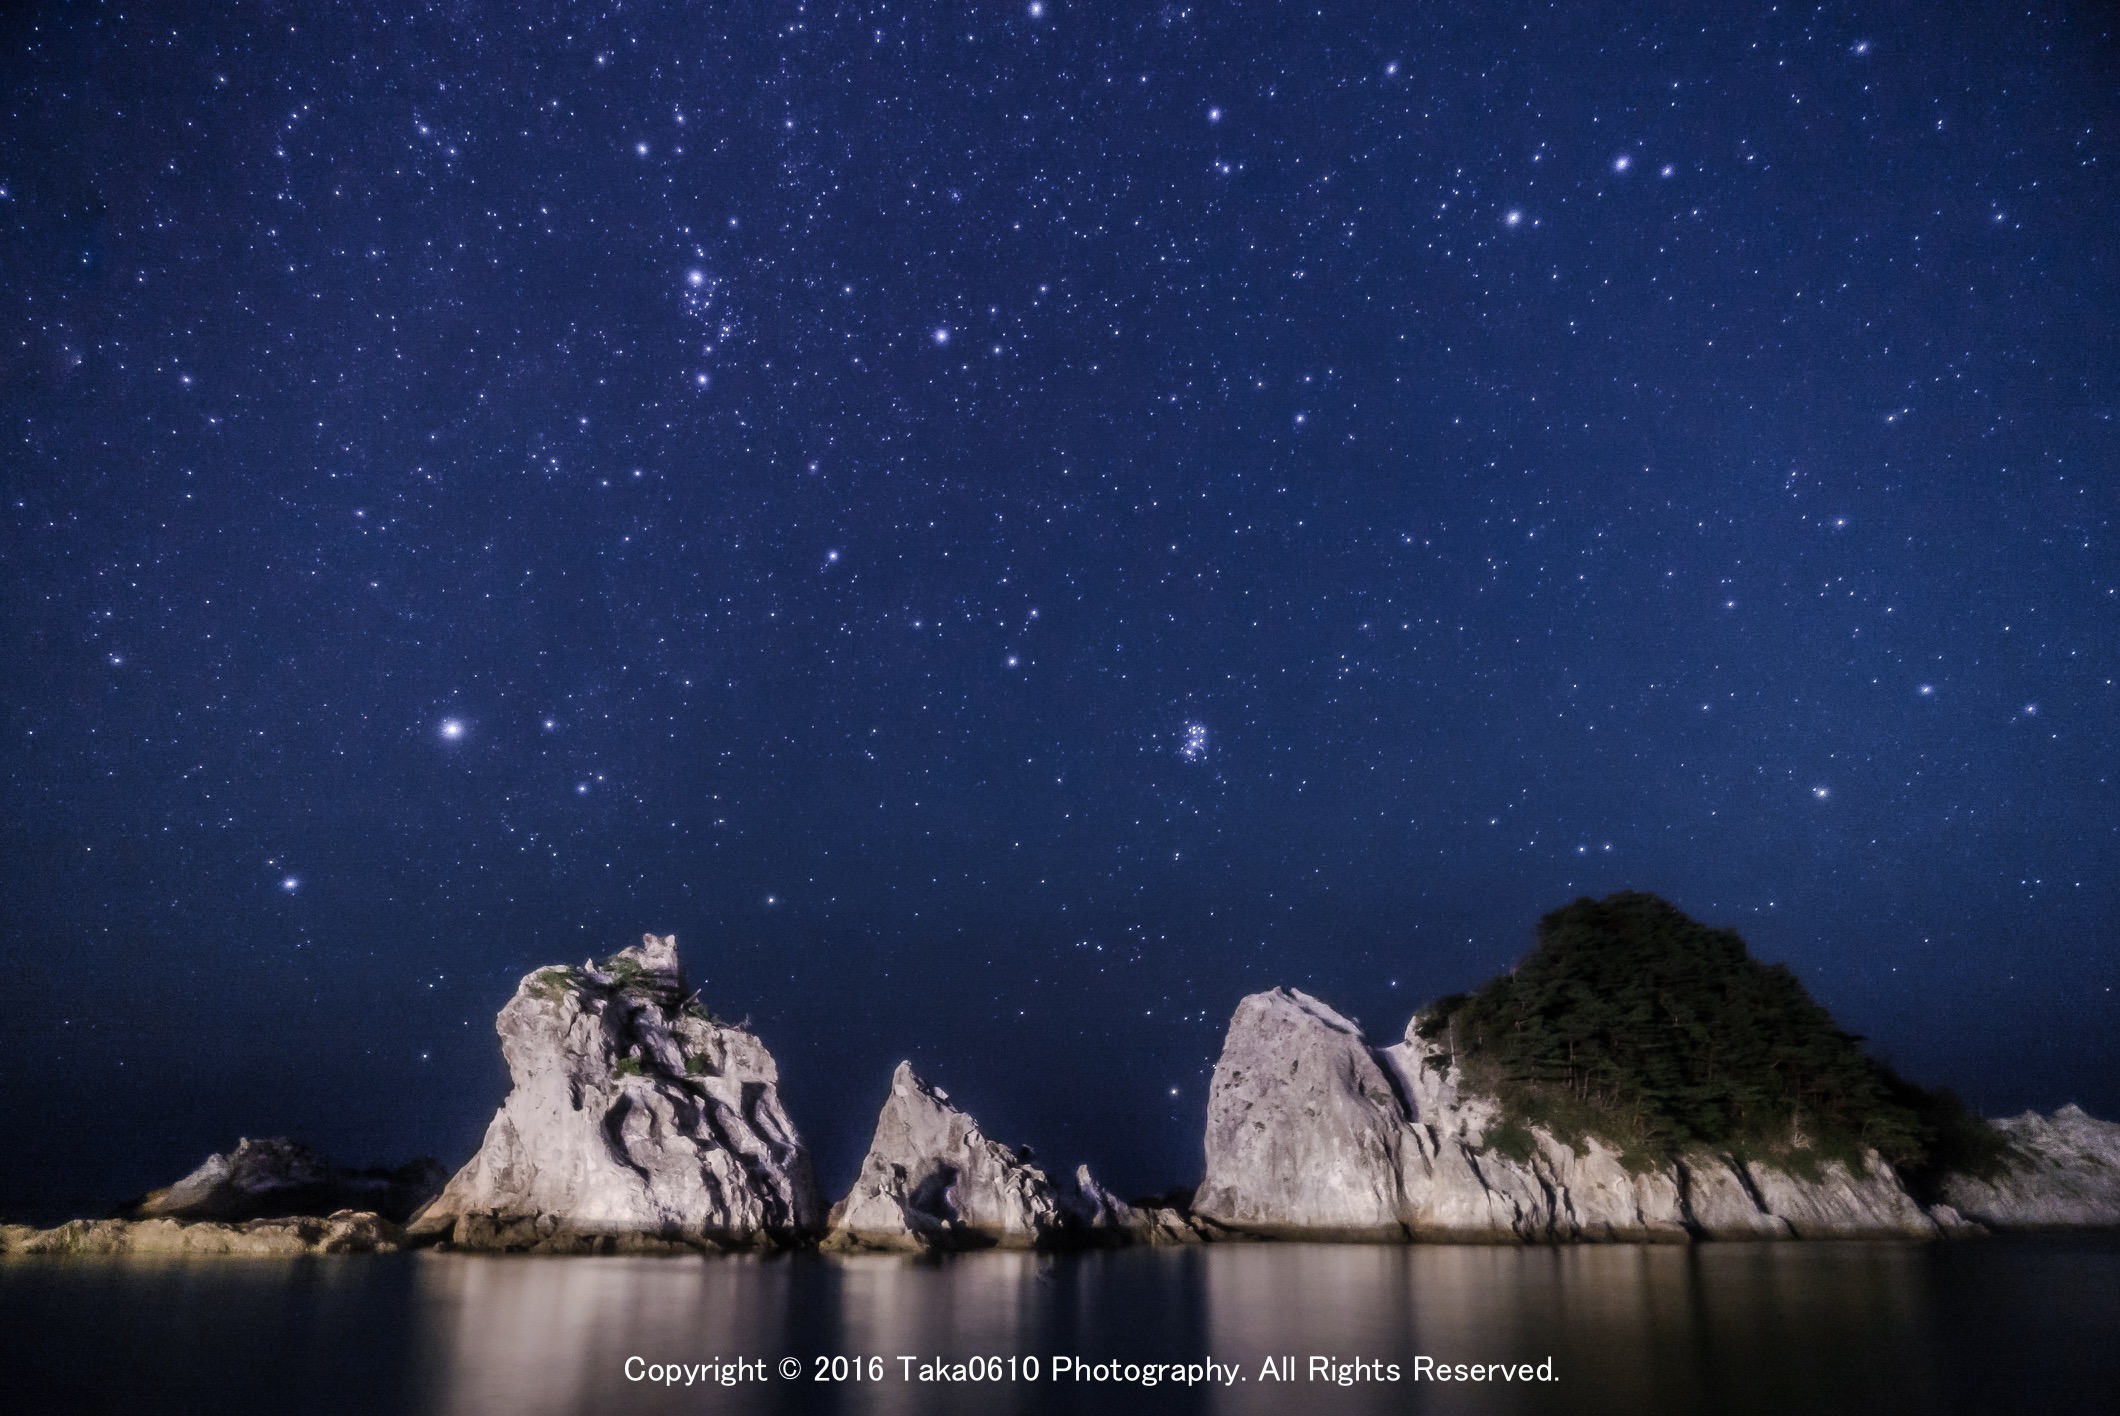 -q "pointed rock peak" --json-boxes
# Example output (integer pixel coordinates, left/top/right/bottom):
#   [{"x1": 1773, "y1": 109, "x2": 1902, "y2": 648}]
[
  {"x1": 1244, "y1": 986, "x2": 1365, "y2": 1038},
  {"x1": 890, "y1": 1060, "x2": 950, "y2": 1104},
  {"x1": 826, "y1": 1062, "x2": 1061, "y2": 1251}
]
